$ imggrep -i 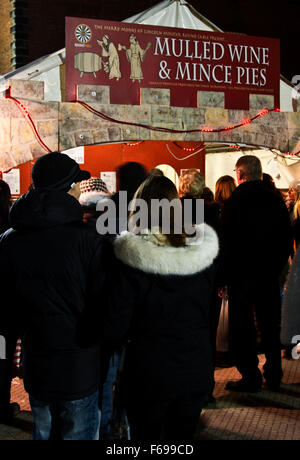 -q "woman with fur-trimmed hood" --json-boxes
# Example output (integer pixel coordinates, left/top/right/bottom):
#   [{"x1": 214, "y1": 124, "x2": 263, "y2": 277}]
[{"x1": 109, "y1": 175, "x2": 219, "y2": 441}]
